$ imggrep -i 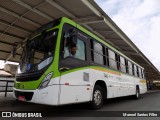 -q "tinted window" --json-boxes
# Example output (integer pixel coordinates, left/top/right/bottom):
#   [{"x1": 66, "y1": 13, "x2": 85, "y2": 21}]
[
  {"x1": 128, "y1": 61, "x2": 133, "y2": 75},
  {"x1": 106, "y1": 48, "x2": 109, "y2": 66},
  {"x1": 91, "y1": 40, "x2": 106, "y2": 65},
  {"x1": 93, "y1": 42, "x2": 103, "y2": 64},
  {"x1": 139, "y1": 67, "x2": 142, "y2": 78},
  {"x1": 108, "y1": 49, "x2": 117, "y2": 70},
  {"x1": 142, "y1": 69, "x2": 144, "y2": 78},
  {"x1": 132, "y1": 64, "x2": 135, "y2": 75},
  {"x1": 136, "y1": 66, "x2": 139, "y2": 77},
  {"x1": 116, "y1": 54, "x2": 120, "y2": 70},
  {"x1": 94, "y1": 42, "x2": 103, "y2": 54},
  {"x1": 134, "y1": 65, "x2": 138, "y2": 77},
  {"x1": 76, "y1": 39, "x2": 86, "y2": 60},
  {"x1": 125, "y1": 59, "x2": 128, "y2": 73},
  {"x1": 120, "y1": 56, "x2": 126, "y2": 73}
]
